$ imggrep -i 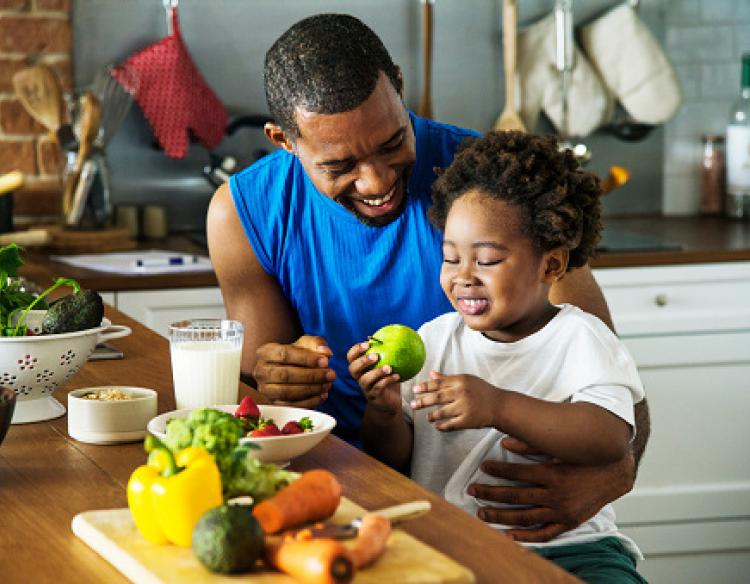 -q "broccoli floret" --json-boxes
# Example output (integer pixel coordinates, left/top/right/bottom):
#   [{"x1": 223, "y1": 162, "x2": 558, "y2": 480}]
[{"x1": 164, "y1": 408, "x2": 243, "y2": 476}]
